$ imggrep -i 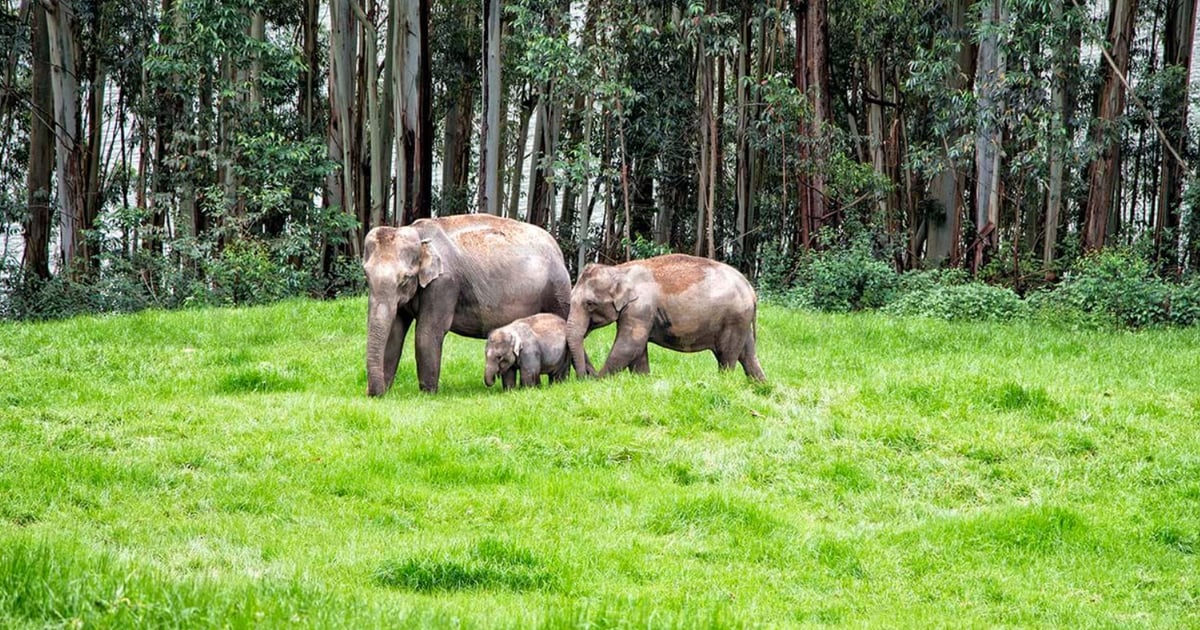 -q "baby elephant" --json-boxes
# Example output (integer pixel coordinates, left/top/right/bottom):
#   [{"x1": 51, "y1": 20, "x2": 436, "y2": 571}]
[{"x1": 484, "y1": 314, "x2": 572, "y2": 389}]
